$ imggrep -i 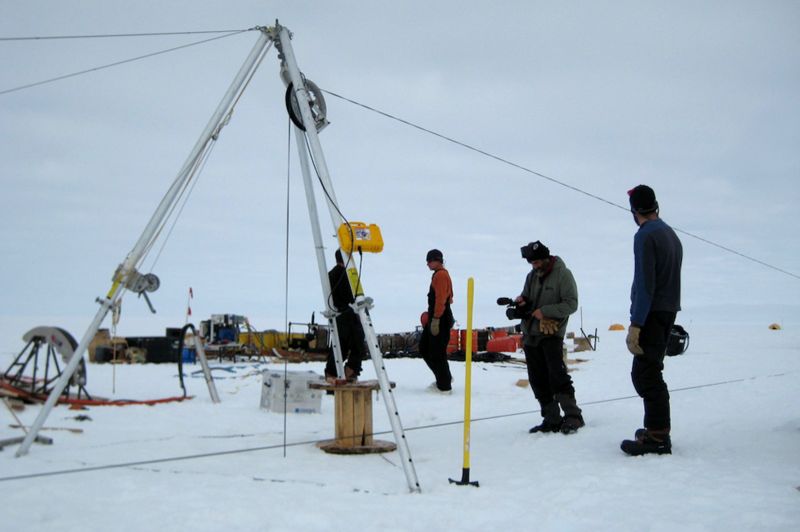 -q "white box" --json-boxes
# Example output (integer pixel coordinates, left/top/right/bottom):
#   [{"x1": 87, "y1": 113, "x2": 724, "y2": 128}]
[{"x1": 260, "y1": 370, "x2": 325, "y2": 414}]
